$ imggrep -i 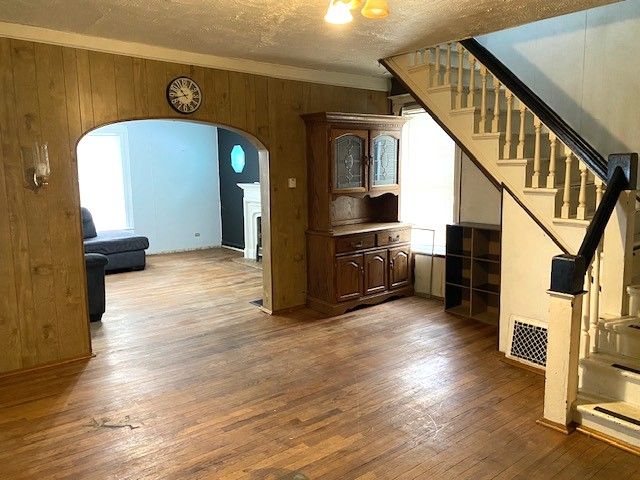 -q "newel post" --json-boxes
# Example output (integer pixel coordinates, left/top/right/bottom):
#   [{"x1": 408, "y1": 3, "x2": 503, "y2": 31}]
[
  {"x1": 600, "y1": 154, "x2": 639, "y2": 316},
  {"x1": 541, "y1": 255, "x2": 586, "y2": 431}
]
